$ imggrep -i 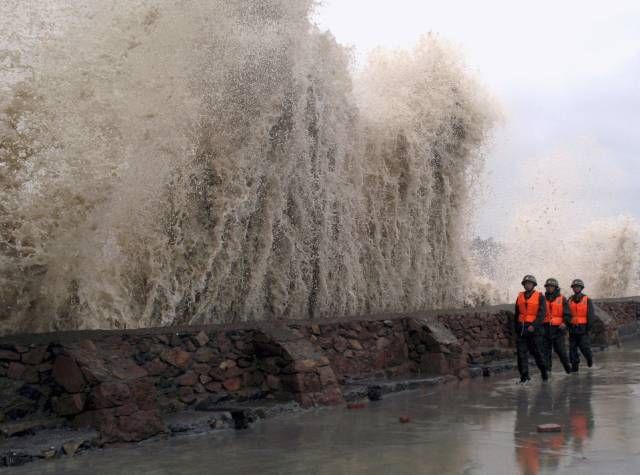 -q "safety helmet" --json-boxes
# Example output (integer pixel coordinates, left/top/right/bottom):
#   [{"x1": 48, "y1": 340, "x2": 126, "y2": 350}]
[
  {"x1": 571, "y1": 279, "x2": 585, "y2": 289},
  {"x1": 544, "y1": 278, "x2": 559, "y2": 288},
  {"x1": 521, "y1": 275, "x2": 538, "y2": 286}
]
